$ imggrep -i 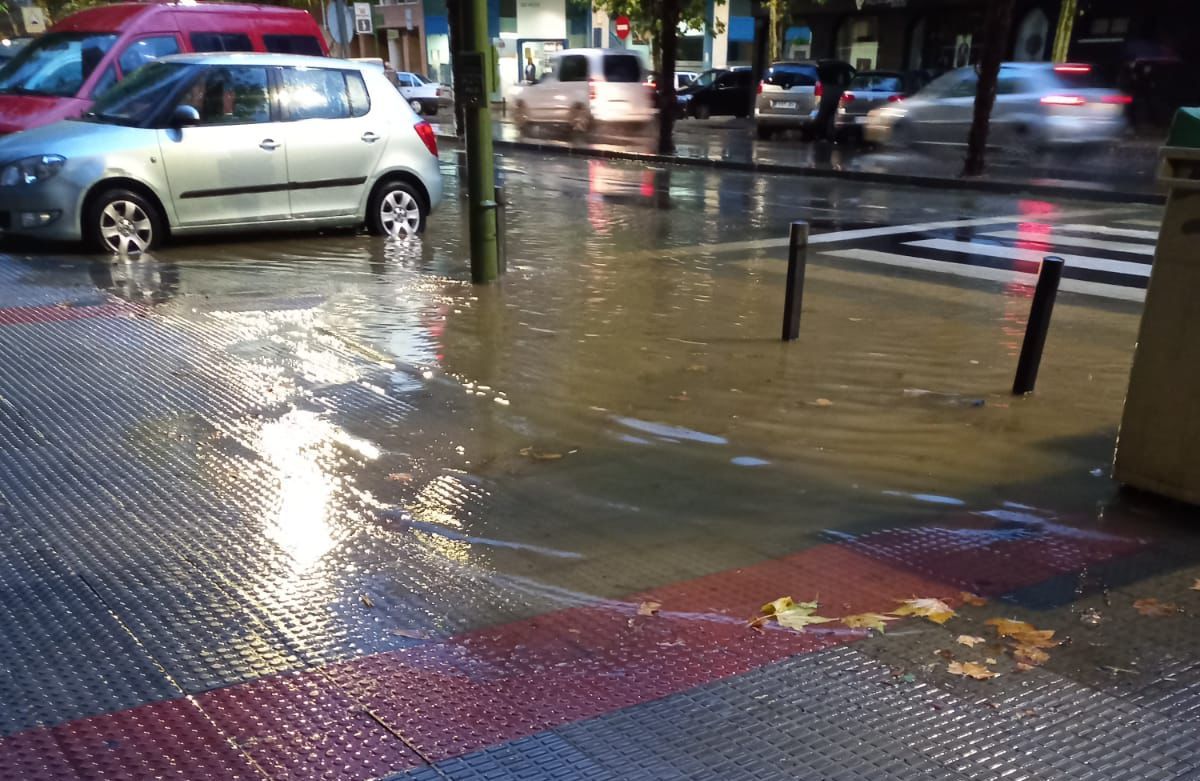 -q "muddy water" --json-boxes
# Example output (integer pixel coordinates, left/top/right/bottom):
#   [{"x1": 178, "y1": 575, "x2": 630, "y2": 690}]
[{"x1": 41, "y1": 152, "x2": 1171, "y2": 598}]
